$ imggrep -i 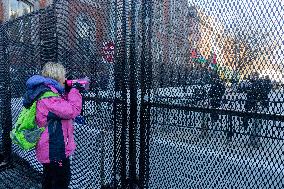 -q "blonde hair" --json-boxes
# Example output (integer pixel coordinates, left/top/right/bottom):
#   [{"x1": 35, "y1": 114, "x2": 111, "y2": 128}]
[{"x1": 42, "y1": 62, "x2": 66, "y2": 83}]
